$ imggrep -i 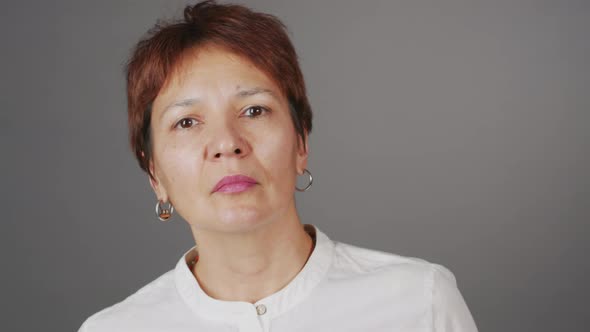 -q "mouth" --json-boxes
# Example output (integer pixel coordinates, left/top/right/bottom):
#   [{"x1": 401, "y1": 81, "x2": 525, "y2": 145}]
[{"x1": 212, "y1": 174, "x2": 258, "y2": 194}]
